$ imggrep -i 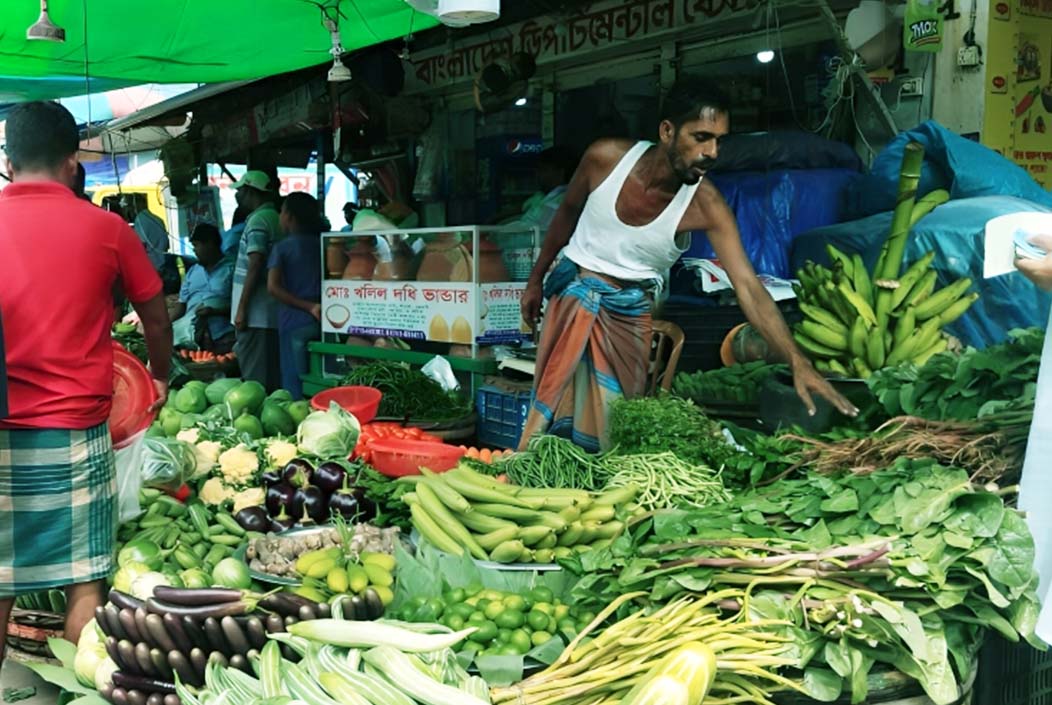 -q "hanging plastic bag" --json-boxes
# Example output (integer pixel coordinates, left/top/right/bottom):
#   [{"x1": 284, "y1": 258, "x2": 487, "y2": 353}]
[
  {"x1": 903, "y1": 0, "x2": 944, "y2": 53},
  {"x1": 113, "y1": 429, "x2": 147, "y2": 523},
  {"x1": 140, "y1": 436, "x2": 198, "y2": 492},
  {"x1": 422, "y1": 356, "x2": 460, "y2": 392}
]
